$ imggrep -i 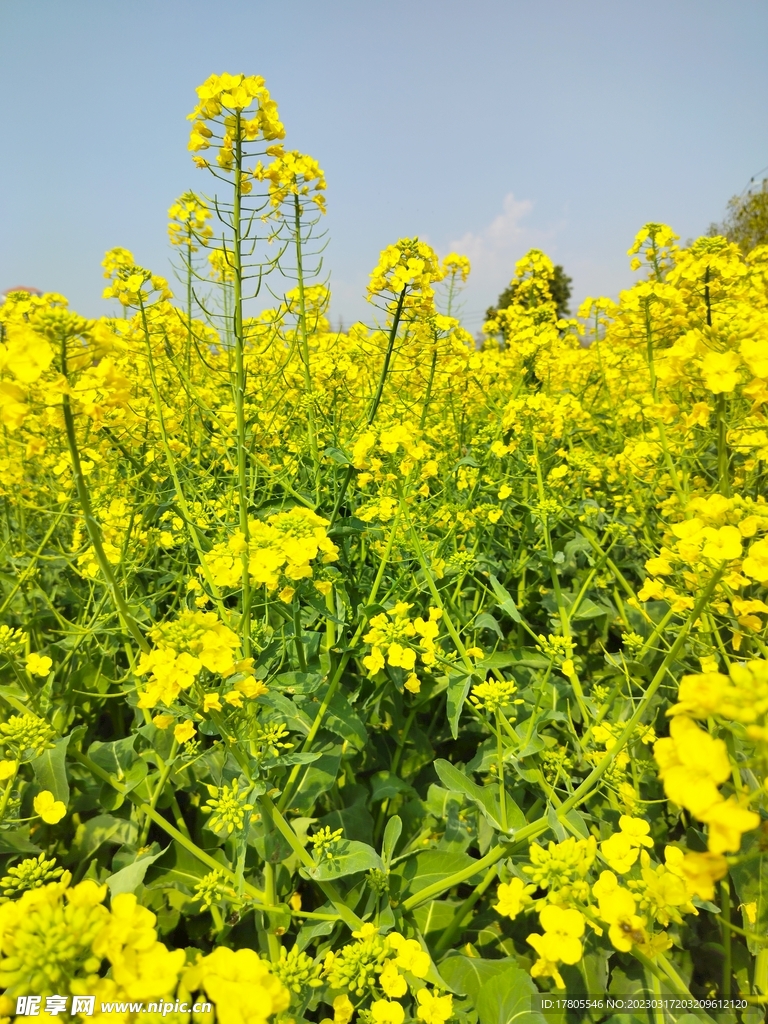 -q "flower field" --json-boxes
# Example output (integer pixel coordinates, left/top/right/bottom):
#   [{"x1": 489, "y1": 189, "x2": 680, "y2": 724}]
[{"x1": 1, "y1": 72, "x2": 768, "y2": 1023}]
